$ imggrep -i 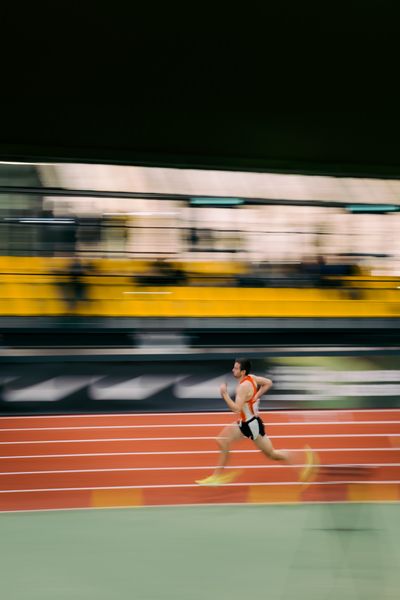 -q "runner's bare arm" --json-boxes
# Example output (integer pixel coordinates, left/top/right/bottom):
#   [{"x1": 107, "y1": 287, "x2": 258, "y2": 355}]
[
  {"x1": 219, "y1": 382, "x2": 249, "y2": 414},
  {"x1": 252, "y1": 376, "x2": 273, "y2": 401}
]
